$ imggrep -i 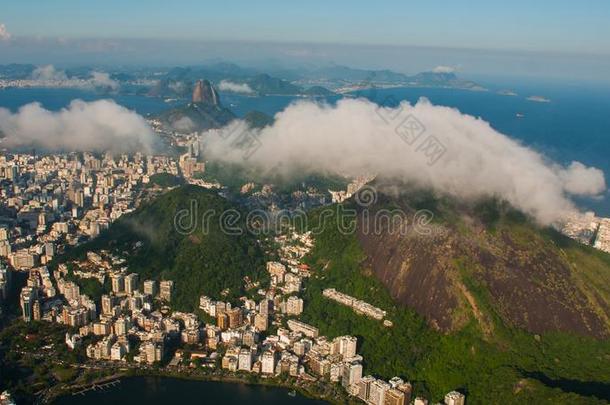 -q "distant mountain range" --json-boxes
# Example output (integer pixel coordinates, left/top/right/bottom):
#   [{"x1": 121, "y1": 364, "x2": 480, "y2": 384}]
[
  {"x1": 0, "y1": 63, "x2": 37, "y2": 79},
  {"x1": 269, "y1": 64, "x2": 486, "y2": 91},
  {"x1": 149, "y1": 62, "x2": 486, "y2": 132},
  {"x1": 149, "y1": 63, "x2": 485, "y2": 97},
  {"x1": 0, "y1": 62, "x2": 486, "y2": 96}
]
